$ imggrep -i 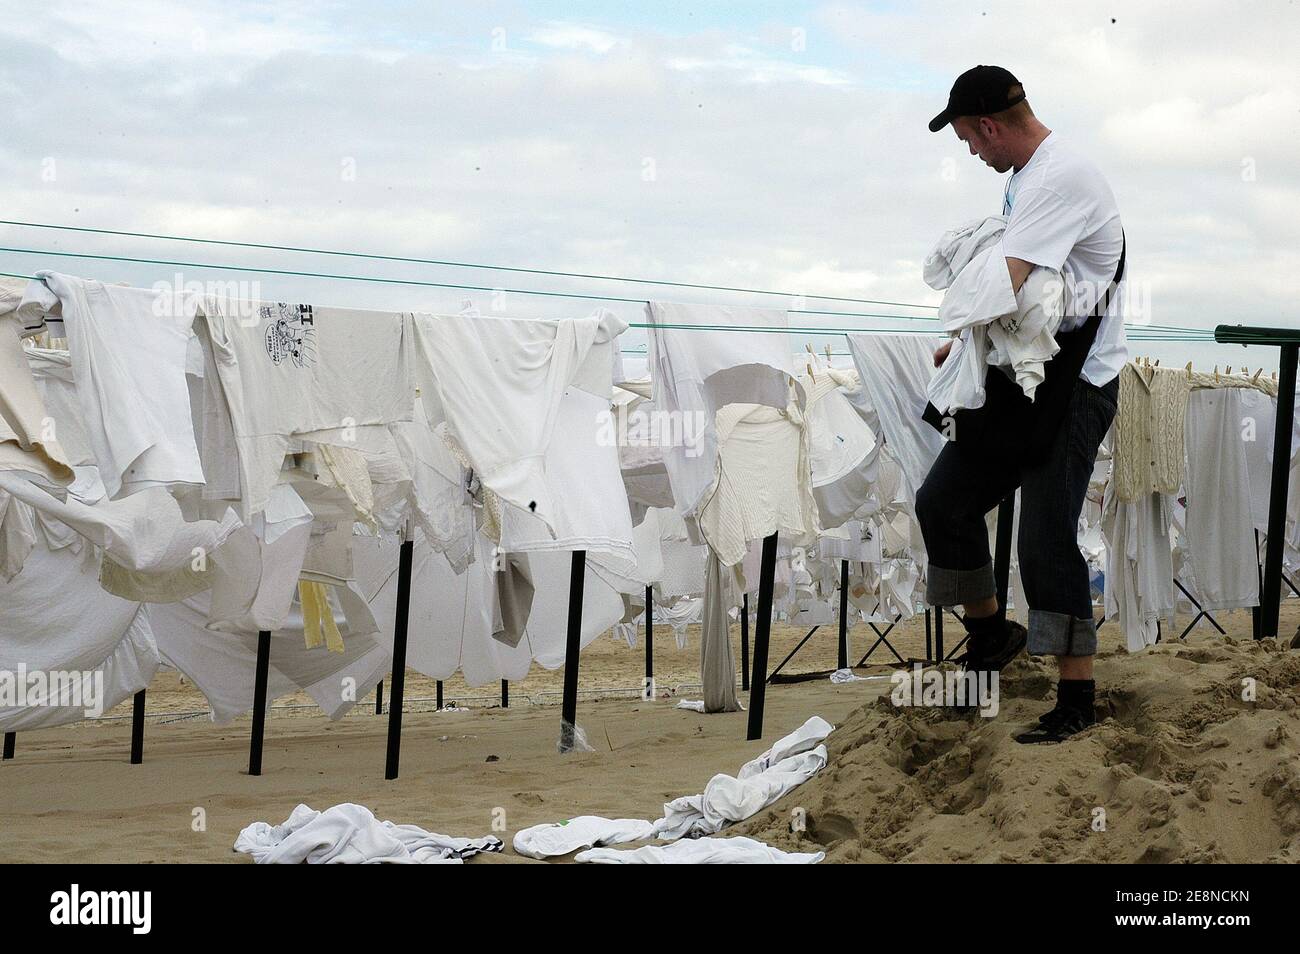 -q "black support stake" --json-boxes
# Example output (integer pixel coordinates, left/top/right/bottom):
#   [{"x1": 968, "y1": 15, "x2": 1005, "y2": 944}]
[
  {"x1": 838, "y1": 559, "x2": 850, "y2": 671},
  {"x1": 559, "y1": 550, "x2": 588, "y2": 752},
  {"x1": 129, "y1": 689, "x2": 146, "y2": 764},
  {"x1": 925, "y1": 608, "x2": 933, "y2": 662},
  {"x1": 501, "y1": 680, "x2": 509, "y2": 708},
  {"x1": 436, "y1": 681, "x2": 443, "y2": 710},
  {"x1": 248, "y1": 629, "x2": 271, "y2": 777},
  {"x1": 740, "y1": 592, "x2": 750, "y2": 691},
  {"x1": 746, "y1": 532, "x2": 779, "y2": 741},
  {"x1": 2, "y1": 732, "x2": 14, "y2": 760},
  {"x1": 994, "y1": 493, "x2": 1016, "y2": 623},
  {"x1": 644, "y1": 583, "x2": 654, "y2": 693},
  {"x1": 384, "y1": 537, "x2": 415, "y2": 780},
  {"x1": 1261, "y1": 343, "x2": 1298, "y2": 640},
  {"x1": 375, "y1": 680, "x2": 383, "y2": 715},
  {"x1": 935, "y1": 607, "x2": 945, "y2": 662}
]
